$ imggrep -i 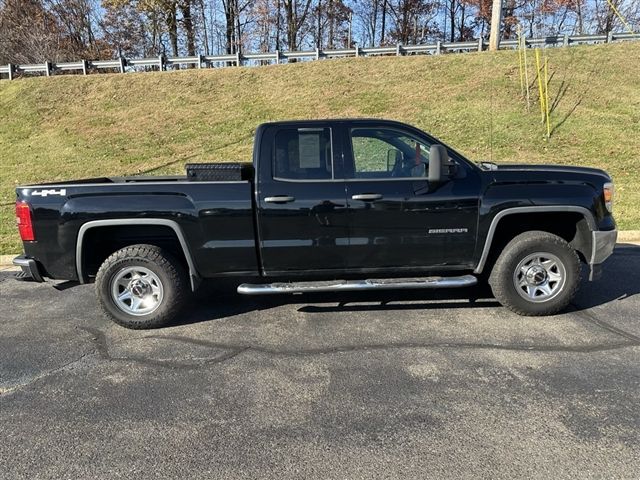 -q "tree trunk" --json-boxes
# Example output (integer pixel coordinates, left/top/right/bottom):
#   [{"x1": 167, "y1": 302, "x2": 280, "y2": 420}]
[
  {"x1": 380, "y1": 0, "x2": 386, "y2": 45},
  {"x1": 371, "y1": 0, "x2": 378, "y2": 47},
  {"x1": 316, "y1": 0, "x2": 322, "y2": 49},
  {"x1": 604, "y1": 0, "x2": 617, "y2": 34},
  {"x1": 576, "y1": 0, "x2": 583, "y2": 35},
  {"x1": 166, "y1": 2, "x2": 179, "y2": 57},
  {"x1": 286, "y1": 1, "x2": 296, "y2": 51},
  {"x1": 458, "y1": 3, "x2": 466, "y2": 41},
  {"x1": 275, "y1": 0, "x2": 281, "y2": 51},
  {"x1": 199, "y1": 0, "x2": 210, "y2": 55},
  {"x1": 180, "y1": 1, "x2": 196, "y2": 57},
  {"x1": 235, "y1": 0, "x2": 242, "y2": 55},
  {"x1": 328, "y1": 0, "x2": 334, "y2": 48},
  {"x1": 489, "y1": 0, "x2": 502, "y2": 51},
  {"x1": 449, "y1": 0, "x2": 455, "y2": 42},
  {"x1": 224, "y1": 0, "x2": 235, "y2": 54}
]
